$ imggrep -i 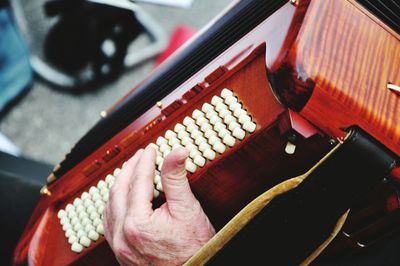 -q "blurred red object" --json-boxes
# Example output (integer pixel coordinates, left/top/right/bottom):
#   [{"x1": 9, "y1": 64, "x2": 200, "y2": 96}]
[{"x1": 154, "y1": 24, "x2": 196, "y2": 67}]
